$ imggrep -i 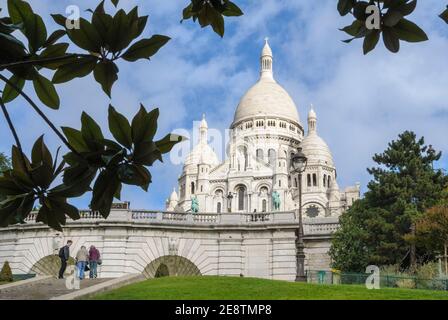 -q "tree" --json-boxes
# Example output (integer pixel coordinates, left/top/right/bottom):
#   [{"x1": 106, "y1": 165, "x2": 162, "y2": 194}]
[
  {"x1": 0, "y1": 261, "x2": 13, "y2": 282},
  {"x1": 330, "y1": 131, "x2": 448, "y2": 272},
  {"x1": 411, "y1": 205, "x2": 448, "y2": 274},
  {"x1": 0, "y1": 0, "x2": 243, "y2": 231},
  {"x1": 0, "y1": 153, "x2": 11, "y2": 202},
  {"x1": 0, "y1": 153, "x2": 11, "y2": 173}
]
